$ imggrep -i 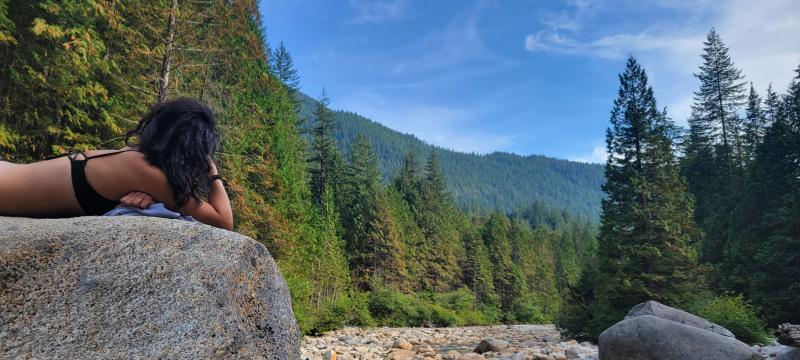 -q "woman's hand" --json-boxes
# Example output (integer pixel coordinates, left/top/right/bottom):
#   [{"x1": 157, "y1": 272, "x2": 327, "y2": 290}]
[{"x1": 120, "y1": 191, "x2": 155, "y2": 209}]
